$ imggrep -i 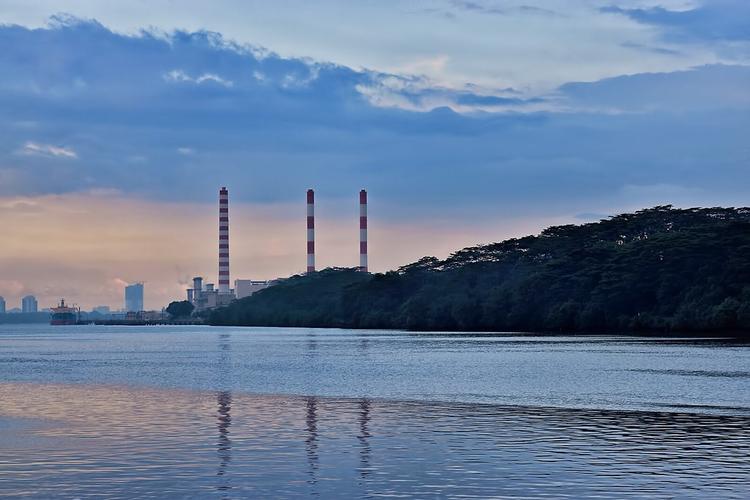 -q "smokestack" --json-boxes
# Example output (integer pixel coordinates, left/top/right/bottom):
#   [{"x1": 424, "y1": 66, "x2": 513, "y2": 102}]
[
  {"x1": 359, "y1": 189, "x2": 368, "y2": 272},
  {"x1": 193, "y1": 276, "x2": 203, "y2": 293},
  {"x1": 218, "y1": 187, "x2": 230, "y2": 294},
  {"x1": 307, "y1": 189, "x2": 315, "y2": 273}
]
